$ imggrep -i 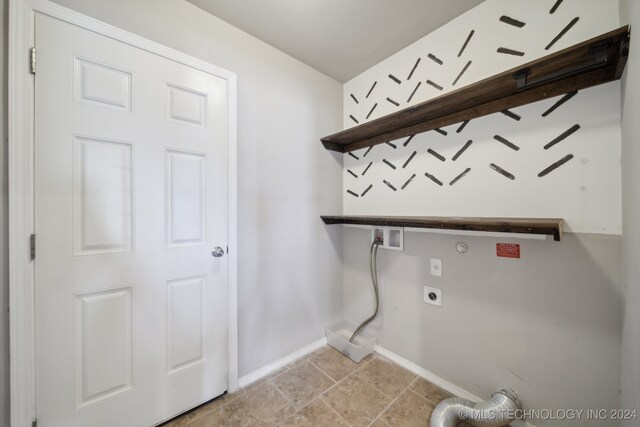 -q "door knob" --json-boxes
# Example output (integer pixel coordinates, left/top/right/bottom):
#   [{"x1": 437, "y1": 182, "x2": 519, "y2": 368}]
[{"x1": 211, "y1": 246, "x2": 225, "y2": 257}]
